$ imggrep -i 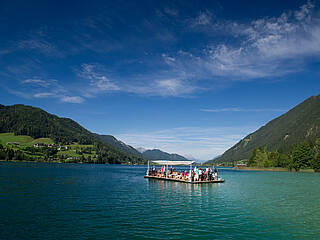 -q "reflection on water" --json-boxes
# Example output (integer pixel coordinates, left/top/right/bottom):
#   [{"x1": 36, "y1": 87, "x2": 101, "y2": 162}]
[{"x1": 1, "y1": 162, "x2": 320, "y2": 239}]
